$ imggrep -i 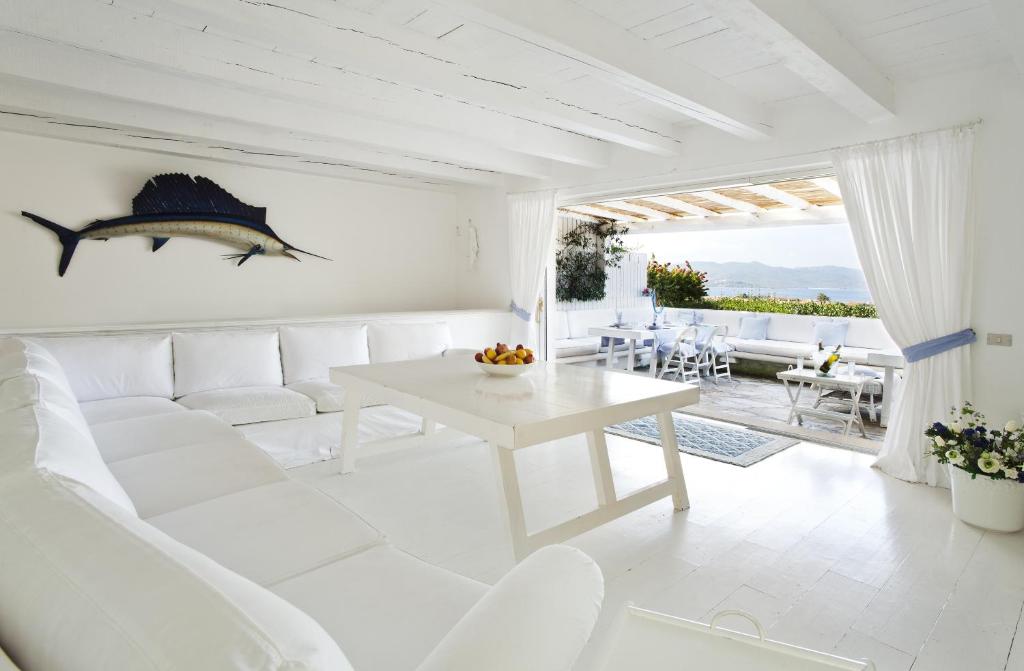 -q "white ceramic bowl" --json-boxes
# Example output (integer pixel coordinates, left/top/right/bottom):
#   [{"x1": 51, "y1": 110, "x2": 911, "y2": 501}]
[{"x1": 477, "y1": 360, "x2": 534, "y2": 376}]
